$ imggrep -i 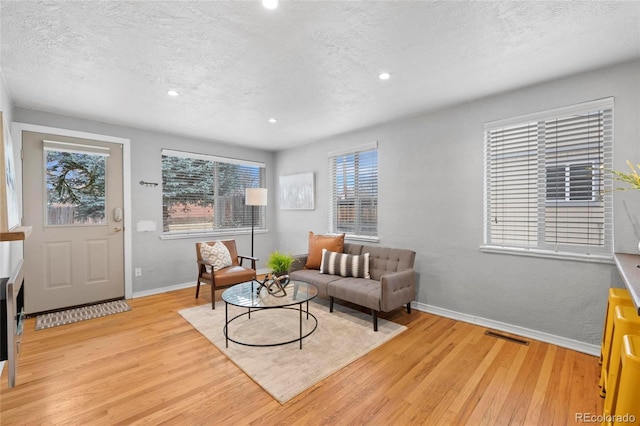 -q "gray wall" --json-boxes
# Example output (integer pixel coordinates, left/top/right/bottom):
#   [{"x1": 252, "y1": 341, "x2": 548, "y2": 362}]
[
  {"x1": 274, "y1": 60, "x2": 640, "y2": 346},
  {"x1": 7, "y1": 60, "x2": 639, "y2": 346},
  {"x1": 13, "y1": 108, "x2": 276, "y2": 294}
]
